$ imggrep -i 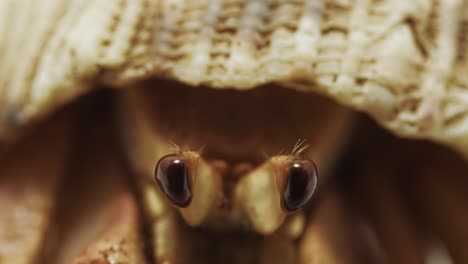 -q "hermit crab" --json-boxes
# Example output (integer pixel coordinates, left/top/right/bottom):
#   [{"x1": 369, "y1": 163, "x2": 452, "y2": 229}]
[{"x1": 1, "y1": 0, "x2": 468, "y2": 263}]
